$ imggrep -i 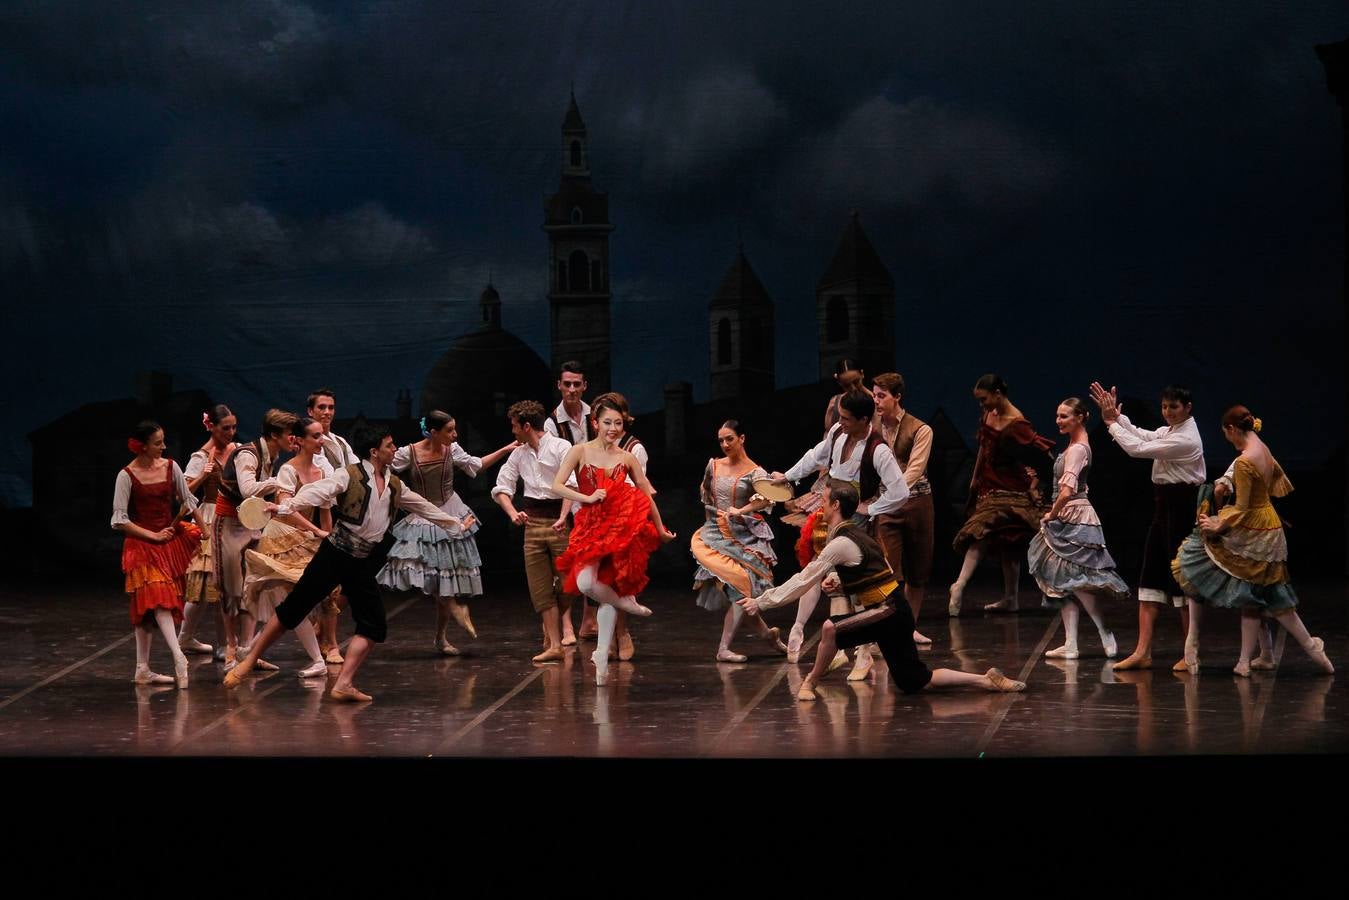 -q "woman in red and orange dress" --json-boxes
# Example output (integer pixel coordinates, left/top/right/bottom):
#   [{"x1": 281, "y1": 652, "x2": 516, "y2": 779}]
[
  {"x1": 552, "y1": 394, "x2": 676, "y2": 685},
  {"x1": 111, "y1": 420, "x2": 204, "y2": 688}
]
